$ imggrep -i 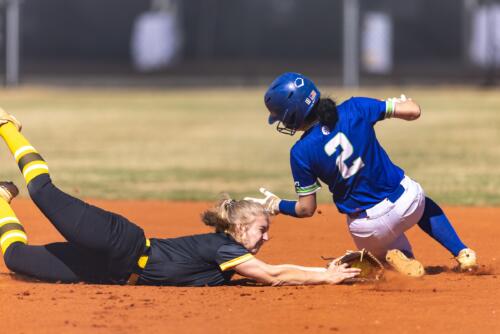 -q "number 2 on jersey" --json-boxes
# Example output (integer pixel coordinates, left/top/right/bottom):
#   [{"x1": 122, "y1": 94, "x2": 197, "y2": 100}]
[{"x1": 324, "y1": 132, "x2": 364, "y2": 179}]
